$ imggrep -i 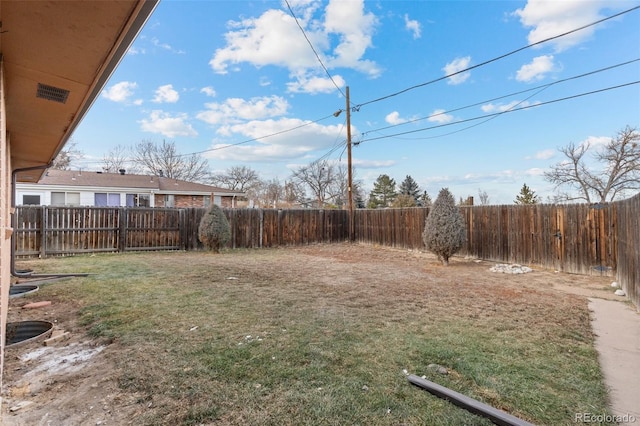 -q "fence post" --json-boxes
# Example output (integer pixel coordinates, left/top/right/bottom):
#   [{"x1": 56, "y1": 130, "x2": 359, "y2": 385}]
[
  {"x1": 40, "y1": 206, "x2": 47, "y2": 258},
  {"x1": 179, "y1": 209, "x2": 186, "y2": 250},
  {"x1": 277, "y1": 209, "x2": 283, "y2": 246},
  {"x1": 259, "y1": 209, "x2": 264, "y2": 248},
  {"x1": 118, "y1": 207, "x2": 127, "y2": 253}
]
